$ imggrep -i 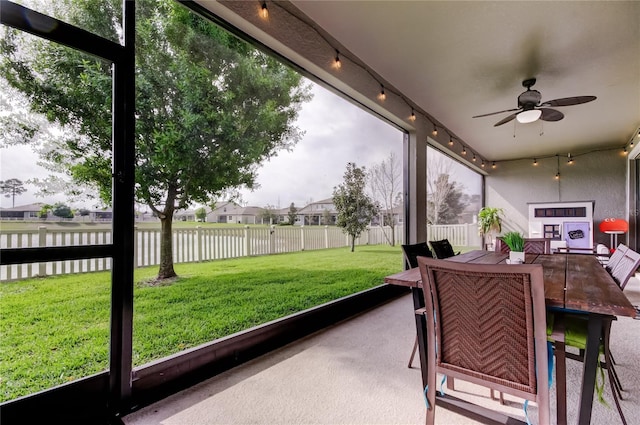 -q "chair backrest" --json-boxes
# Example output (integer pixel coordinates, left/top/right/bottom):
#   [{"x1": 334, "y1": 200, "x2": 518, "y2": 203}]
[
  {"x1": 417, "y1": 257, "x2": 550, "y2": 421},
  {"x1": 523, "y1": 238, "x2": 551, "y2": 254},
  {"x1": 428, "y1": 239, "x2": 456, "y2": 259},
  {"x1": 609, "y1": 247, "x2": 640, "y2": 290},
  {"x1": 401, "y1": 242, "x2": 433, "y2": 268},
  {"x1": 495, "y1": 237, "x2": 551, "y2": 254},
  {"x1": 495, "y1": 237, "x2": 510, "y2": 254},
  {"x1": 605, "y1": 244, "x2": 629, "y2": 274}
]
